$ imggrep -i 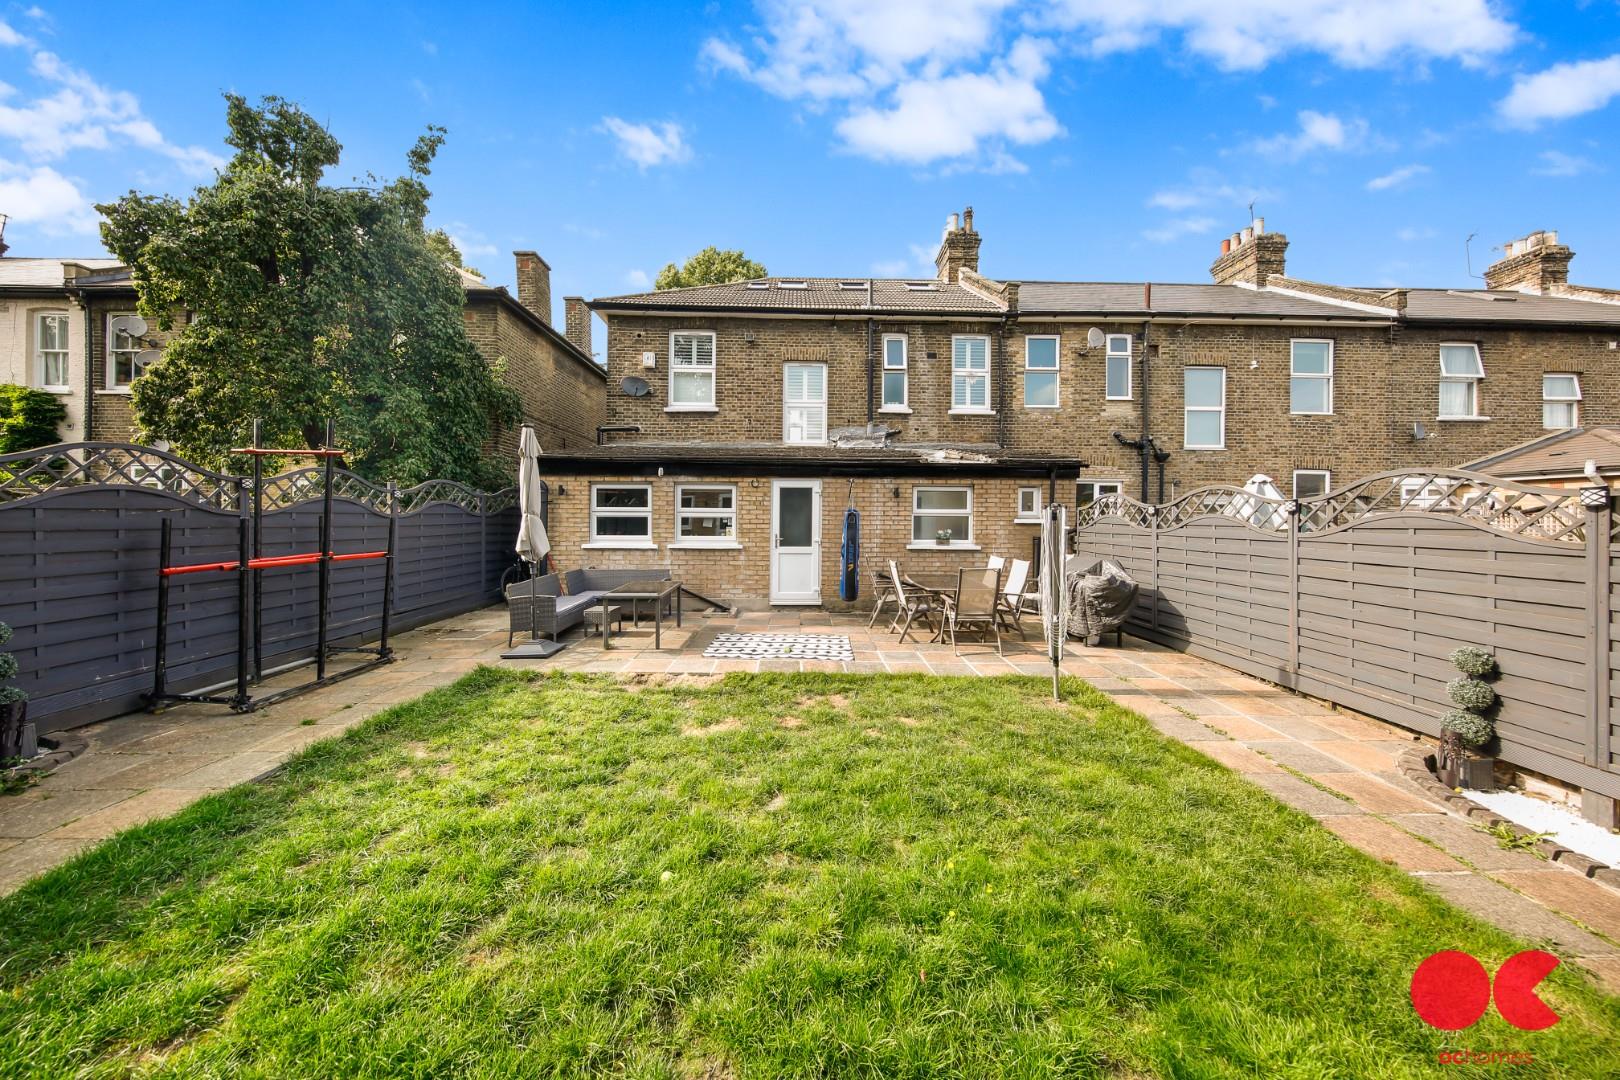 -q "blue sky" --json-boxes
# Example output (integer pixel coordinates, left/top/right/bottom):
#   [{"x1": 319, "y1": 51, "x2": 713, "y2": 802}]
[{"x1": 2, "y1": 1, "x2": 1619, "y2": 353}]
